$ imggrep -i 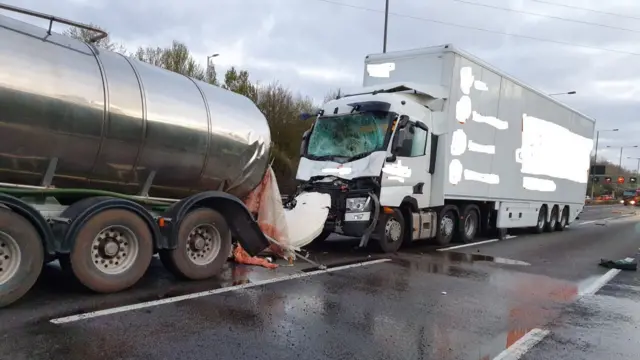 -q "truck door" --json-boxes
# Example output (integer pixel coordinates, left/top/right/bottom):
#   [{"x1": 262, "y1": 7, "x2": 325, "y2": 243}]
[{"x1": 380, "y1": 118, "x2": 431, "y2": 208}]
